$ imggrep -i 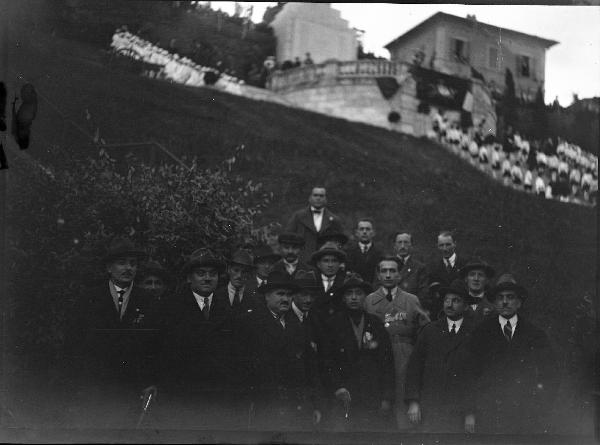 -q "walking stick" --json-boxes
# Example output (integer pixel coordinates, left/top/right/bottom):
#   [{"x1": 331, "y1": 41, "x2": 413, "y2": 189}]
[{"x1": 135, "y1": 391, "x2": 154, "y2": 429}]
